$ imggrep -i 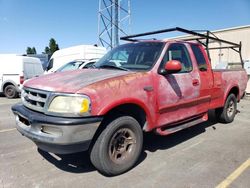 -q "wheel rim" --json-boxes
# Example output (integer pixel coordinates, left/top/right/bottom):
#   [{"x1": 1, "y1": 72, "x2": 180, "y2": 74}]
[
  {"x1": 108, "y1": 128, "x2": 137, "y2": 164},
  {"x1": 6, "y1": 87, "x2": 14, "y2": 97},
  {"x1": 227, "y1": 100, "x2": 235, "y2": 117}
]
